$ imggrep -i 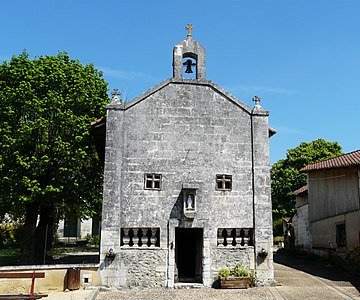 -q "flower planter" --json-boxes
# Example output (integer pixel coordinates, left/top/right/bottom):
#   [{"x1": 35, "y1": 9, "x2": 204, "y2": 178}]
[
  {"x1": 220, "y1": 277, "x2": 251, "y2": 289},
  {"x1": 105, "y1": 248, "x2": 116, "y2": 259}
]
